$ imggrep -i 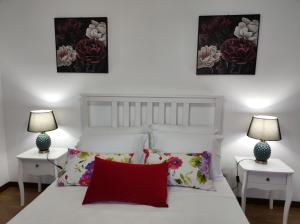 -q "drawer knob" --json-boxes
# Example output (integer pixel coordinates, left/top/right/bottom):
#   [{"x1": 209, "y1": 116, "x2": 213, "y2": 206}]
[
  {"x1": 35, "y1": 164, "x2": 39, "y2": 168},
  {"x1": 266, "y1": 177, "x2": 270, "y2": 182}
]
